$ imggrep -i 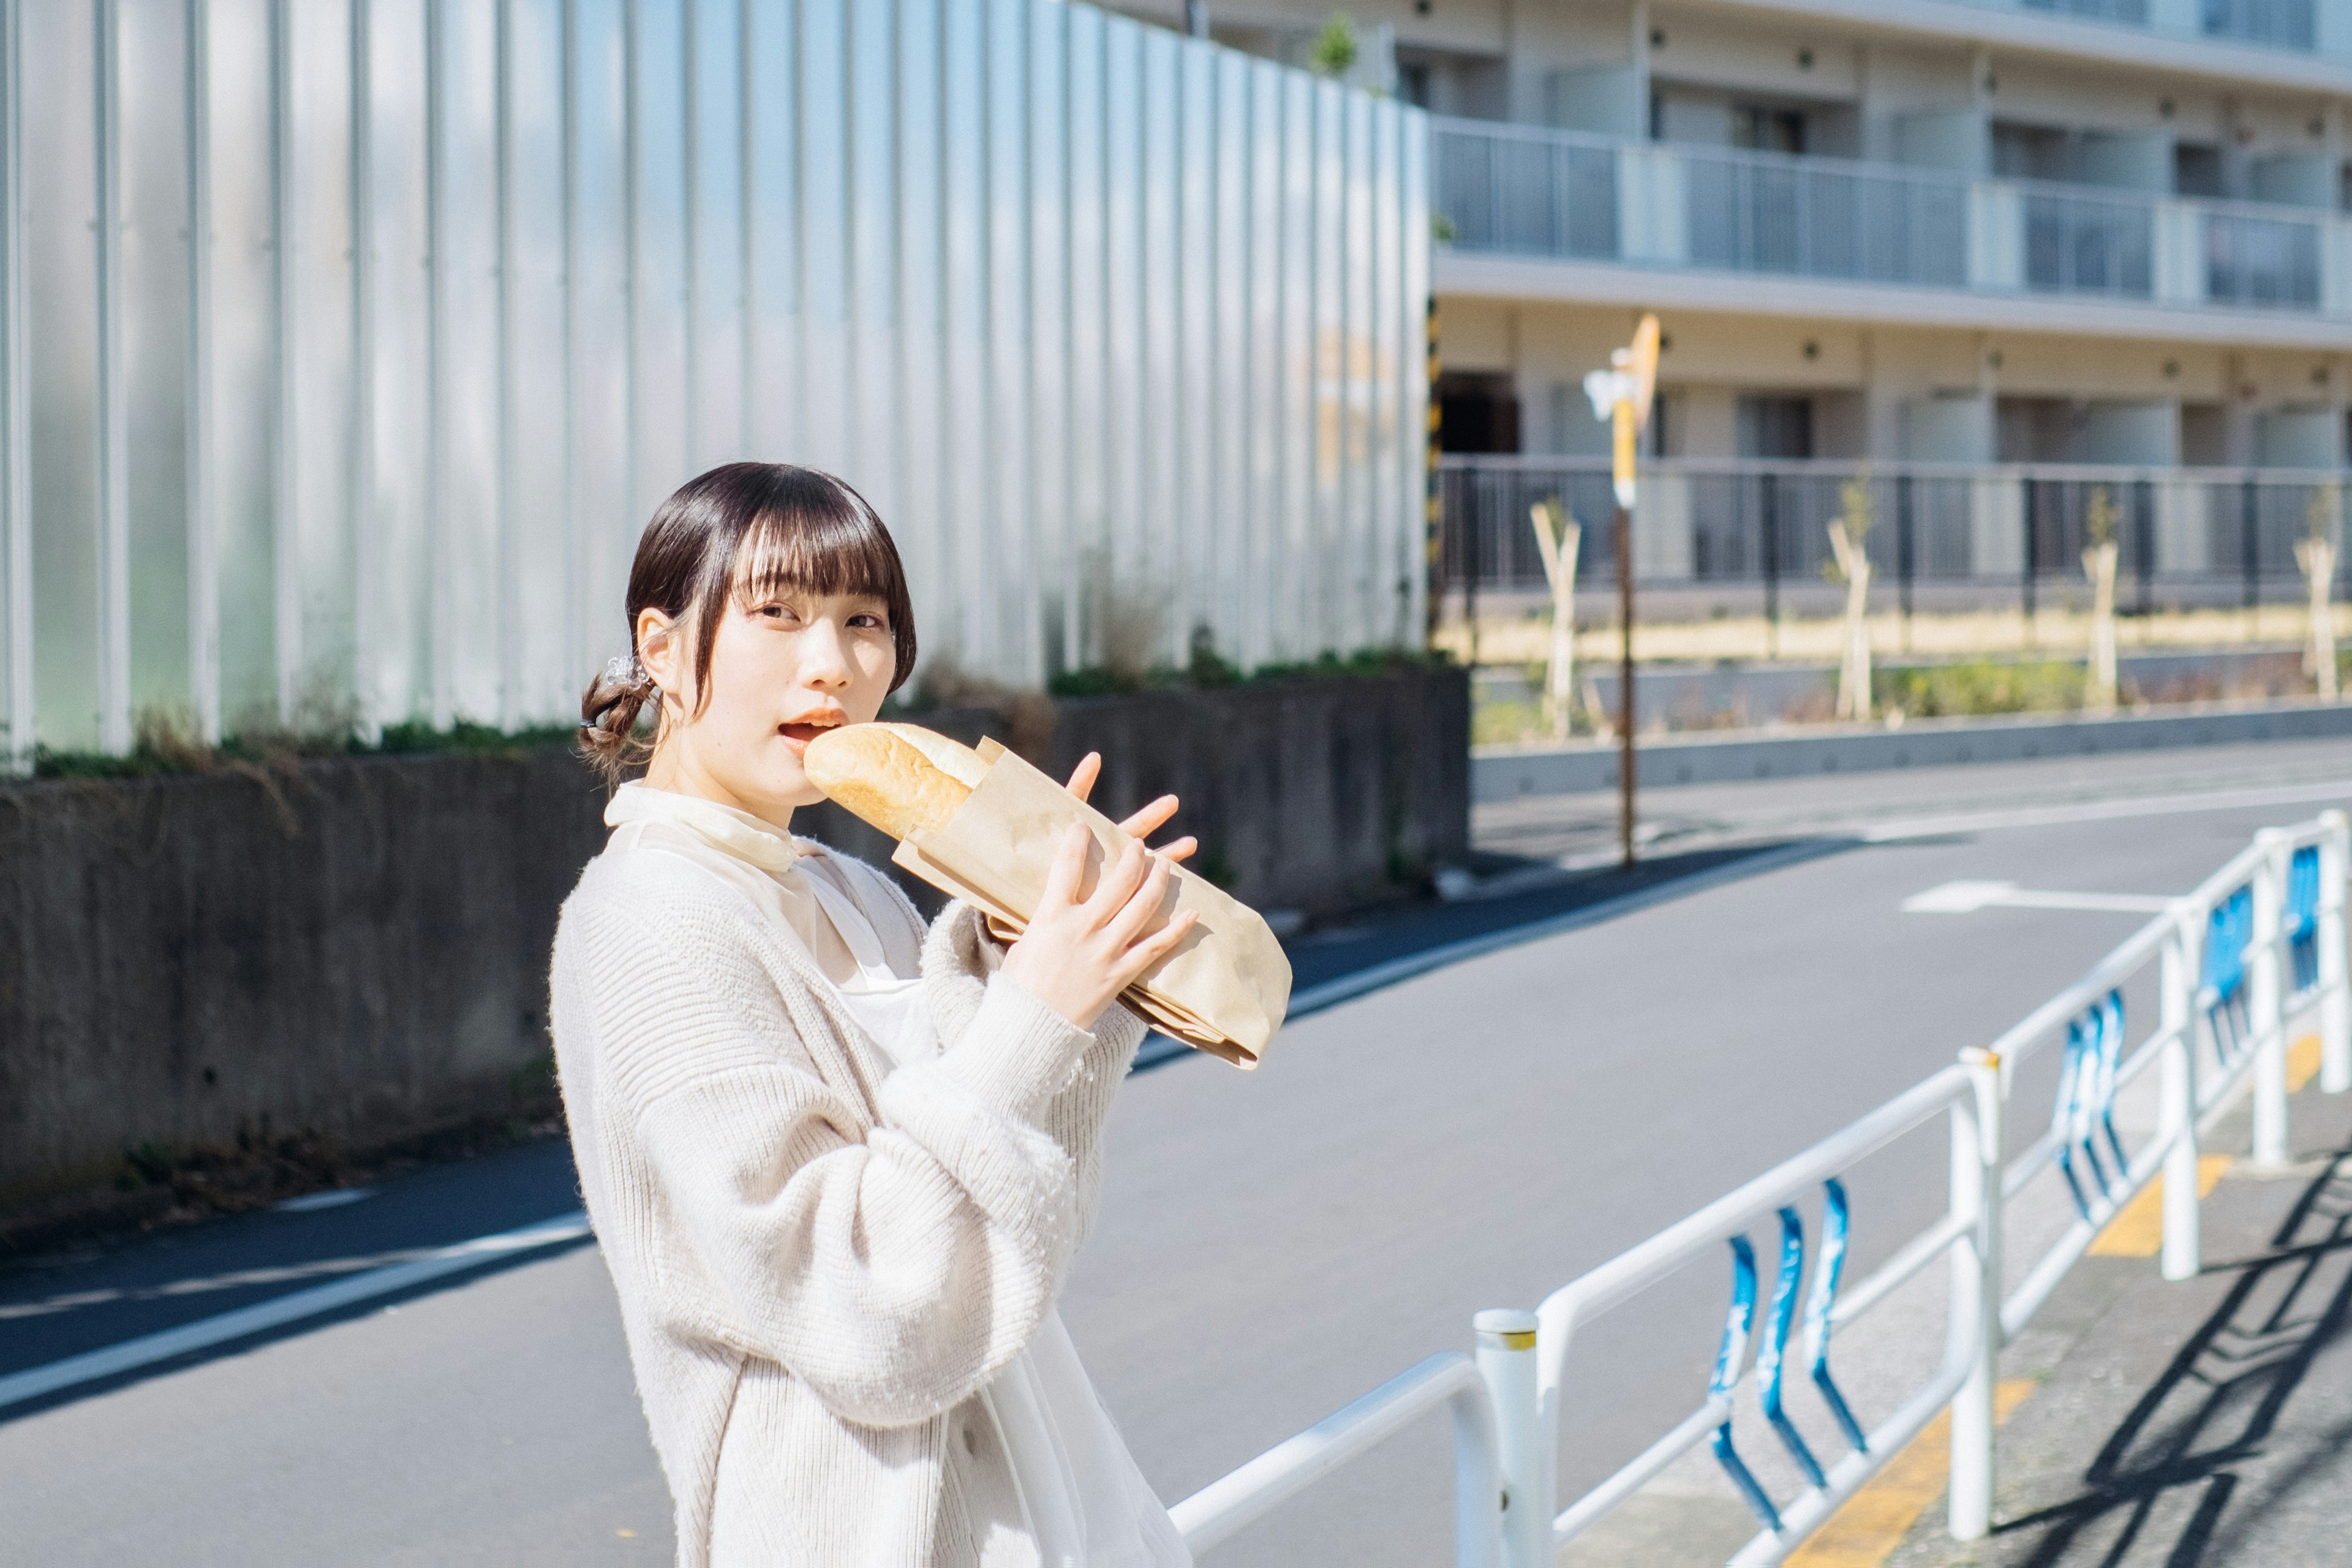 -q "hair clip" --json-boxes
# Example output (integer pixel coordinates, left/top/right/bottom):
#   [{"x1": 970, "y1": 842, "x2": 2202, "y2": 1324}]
[{"x1": 603, "y1": 653, "x2": 650, "y2": 690}]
